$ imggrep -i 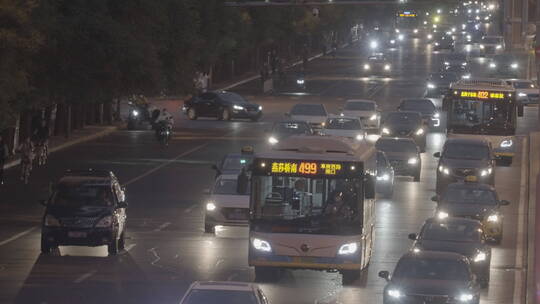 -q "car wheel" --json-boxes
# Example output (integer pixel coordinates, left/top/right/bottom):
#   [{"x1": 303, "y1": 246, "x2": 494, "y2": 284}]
[
  {"x1": 341, "y1": 269, "x2": 361, "y2": 285},
  {"x1": 221, "y1": 108, "x2": 231, "y2": 121},
  {"x1": 414, "y1": 170, "x2": 421, "y2": 182},
  {"x1": 204, "y1": 223, "x2": 215, "y2": 234},
  {"x1": 187, "y1": 108, "x2": 198, "y2": 120},
  {"x1": 108, "y1": 237, "x2": 119, "y2": 255},
  {"x1": 255, "y1": 267, "x2": 282, "y2": 282},
  {"x1": 118, "y1": 232, "x2": 125, "y2": 251}
]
